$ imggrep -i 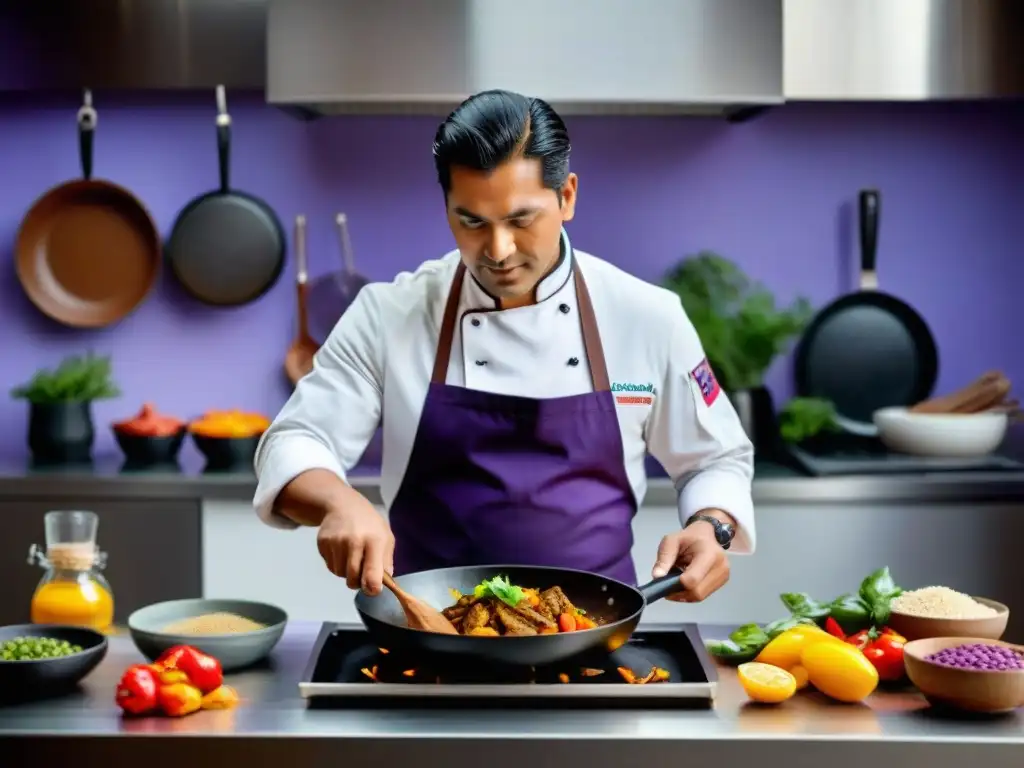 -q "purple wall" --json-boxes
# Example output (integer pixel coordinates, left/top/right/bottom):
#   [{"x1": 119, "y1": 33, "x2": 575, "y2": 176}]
[{"x1": 0, "y1": 92, "x2": 1022, "y2": 462}]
